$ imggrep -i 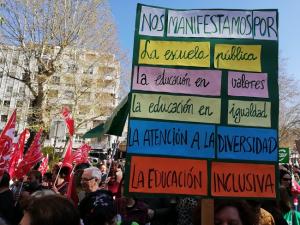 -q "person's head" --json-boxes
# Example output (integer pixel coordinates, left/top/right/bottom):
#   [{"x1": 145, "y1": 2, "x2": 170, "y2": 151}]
[
  {"x1": 0, "y1": 171, "x2": 10, "y2": 188},
  {"x1": 59, "y1": 167, "x2": 71, "y2": 179},
  {"x1": 25, "y1": 170, "x2": 43, "y2": 192},
  {"x1": 88, "y1": 205, "x2": 116, "y2": 225},
  {"x1": 0, "y1": 217, "x2": 8, "y2": 225},
  {"x1": 112, "y1": 162, "x2": 118, "y2": 170},
  {"x1": 279, "y1": 186, "x2": 293, "y2": 213},
  {"x1": 19, "y1": 195, "x2": 80, "y2": 225},
  {"x1": 42, "y1": 172, "x2": 53, "y2": 187},
  {"x1": 294, "y1": 173, "x2": 300, "y2": 181},
  {"x1": 31, "y1": 189, "x2": 56, "y2": 198},
  {"x1": 81, "y1": 167, "x2": 102, "y2": 193},
  {"x1": 280, "y1": 169, "x2": 292, "y2": 188},
  {"x1": 43, "y1": 172, "x2": 52, "y2": 181},
  {"x1": 100, "y1": 164, "x2": 107, "y2": 174},
  {"x1": 74, "y1": 162, "x2": 90, "y2": 189},
  {"x1": 28, "y1": 170, "x2": 42, "y2": 184},
  {"x1": 74, "y1": 162, "x2": 90, "y2": 172},
  {"x1": 214, "y1": 199, "x2": 257, "y2": 225}
]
